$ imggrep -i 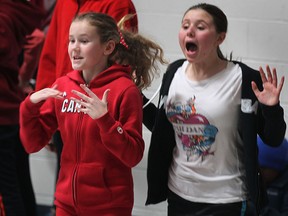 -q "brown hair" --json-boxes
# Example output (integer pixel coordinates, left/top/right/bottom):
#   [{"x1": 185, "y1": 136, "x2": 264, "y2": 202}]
[{"x1": 72, "y1": 12, "x2": 167, "y2": 90}]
